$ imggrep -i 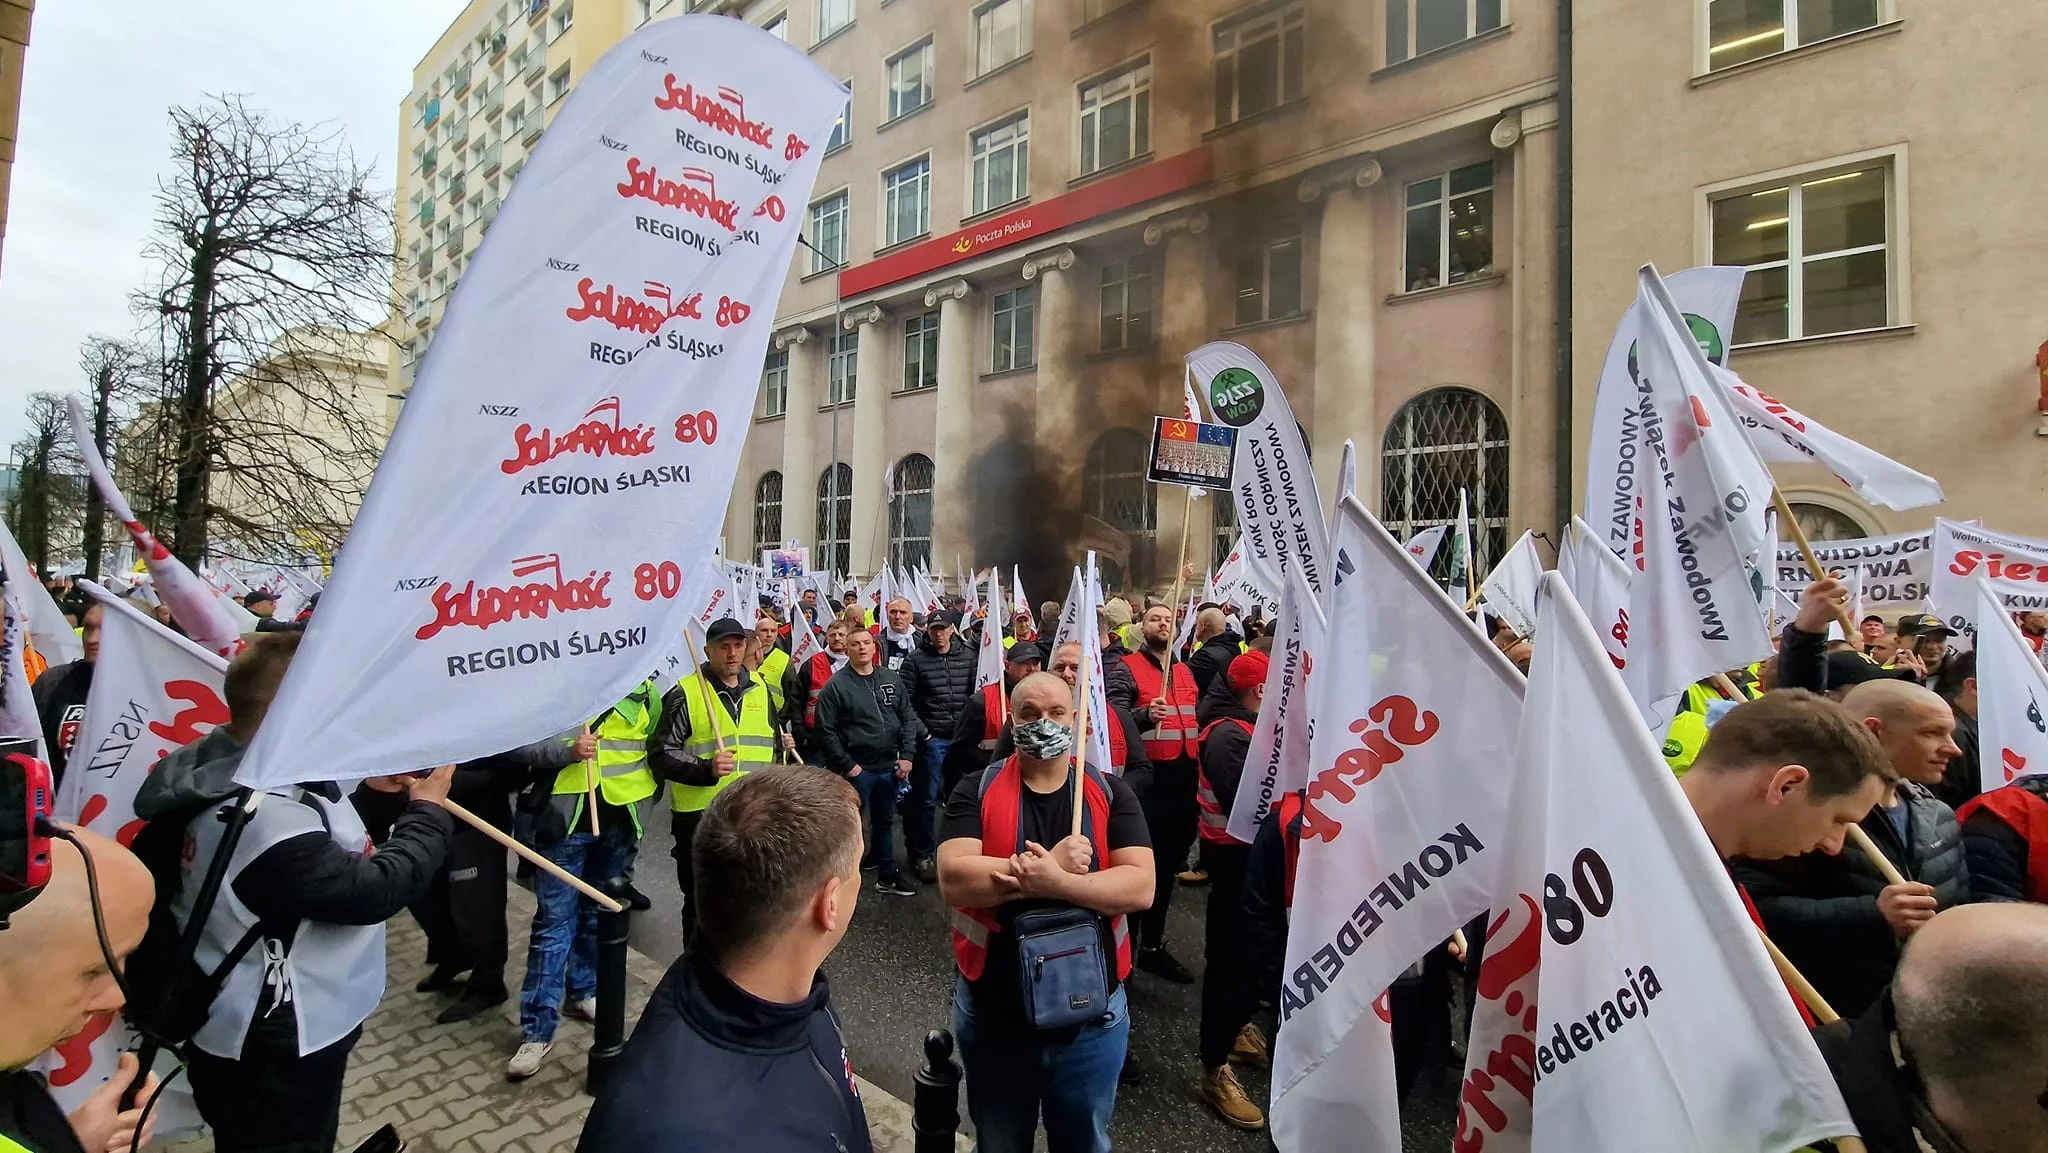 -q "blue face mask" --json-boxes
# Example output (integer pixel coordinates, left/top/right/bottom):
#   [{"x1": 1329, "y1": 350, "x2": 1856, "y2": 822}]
[{"x1": 1014, "y1": 716, "x2": 1075, "y2": 761}]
